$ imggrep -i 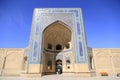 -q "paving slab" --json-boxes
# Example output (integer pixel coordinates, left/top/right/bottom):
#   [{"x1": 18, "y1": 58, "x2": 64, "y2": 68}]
[{"x1": 0, "y1": 75, "x2": 120, "y2": 80}]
